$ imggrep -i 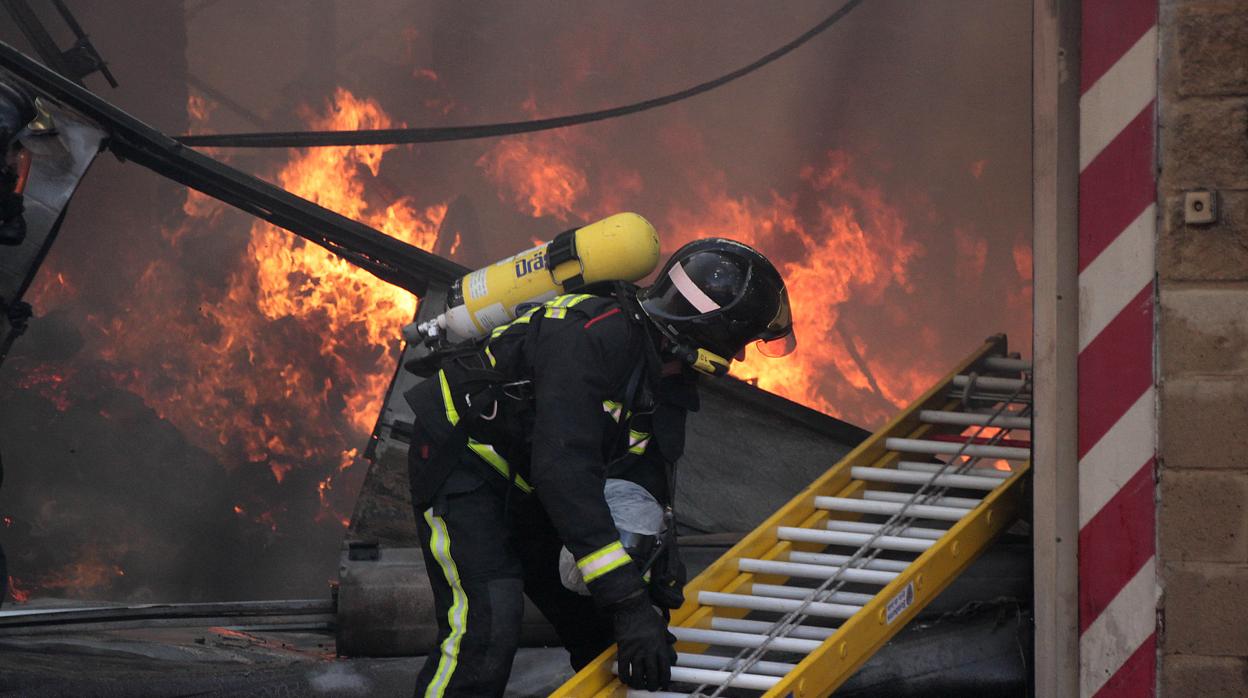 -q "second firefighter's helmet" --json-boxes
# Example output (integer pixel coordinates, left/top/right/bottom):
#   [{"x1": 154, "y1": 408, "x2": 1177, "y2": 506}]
[{"x1": 638, "y1": 238, "x2": 795, "y2": 375}]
